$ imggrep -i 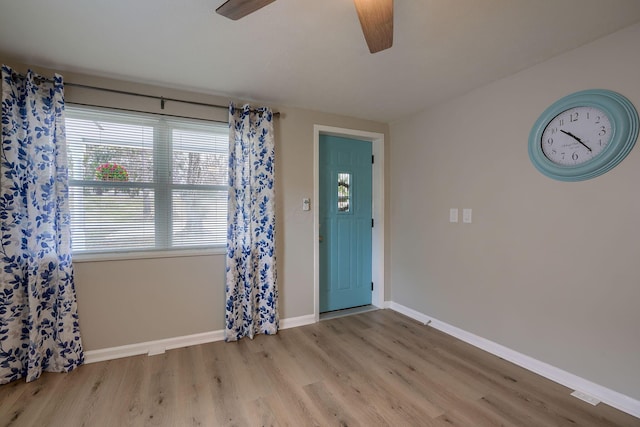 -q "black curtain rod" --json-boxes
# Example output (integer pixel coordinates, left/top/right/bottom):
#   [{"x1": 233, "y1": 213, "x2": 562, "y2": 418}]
[
  {"x1": 8, "y1": 71, "x2": 280, "y2": 117},
  {"x1": 66, "y1": 82, "x2": 280, "y2": 117},
  {"x1": 67, "y1": 101, "x2": 229, "y2": 126}
]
